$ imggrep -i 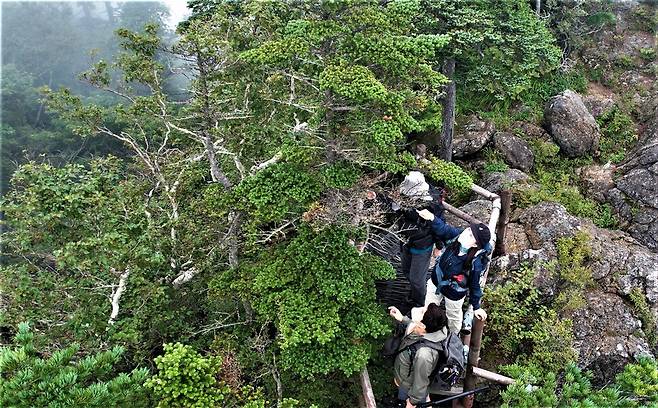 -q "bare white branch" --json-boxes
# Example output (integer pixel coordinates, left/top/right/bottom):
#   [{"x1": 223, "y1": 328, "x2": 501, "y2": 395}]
[{"x1": 108, "y1": 269, "x2": 130, "y2": 326}]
